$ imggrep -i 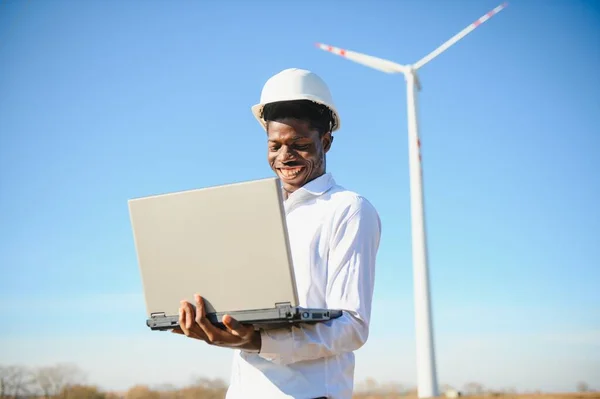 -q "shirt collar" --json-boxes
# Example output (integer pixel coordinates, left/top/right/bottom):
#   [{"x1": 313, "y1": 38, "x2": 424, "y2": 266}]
[{"x1": 283, "y1": 173, "x2": 335, "y2": 210}]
